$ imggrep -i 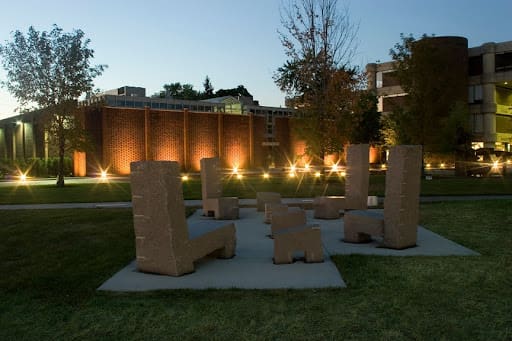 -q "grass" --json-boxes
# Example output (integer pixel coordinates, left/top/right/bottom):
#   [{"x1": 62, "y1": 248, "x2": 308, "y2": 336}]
[
  {"x1": 1, "y1": 175, "x2": 512, "y2": 204},
  {"x1": 0, "y1": 201, "x2": 511, "y2": 339}
]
